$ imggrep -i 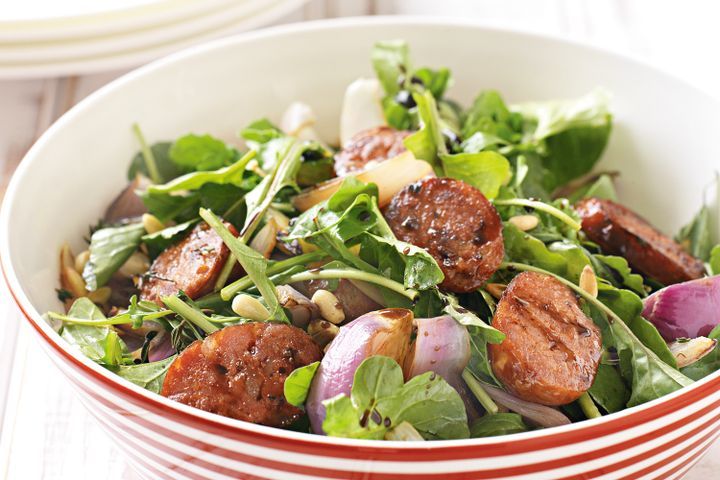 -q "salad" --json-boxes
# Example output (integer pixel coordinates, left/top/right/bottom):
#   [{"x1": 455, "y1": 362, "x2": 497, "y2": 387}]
[{"x1": 47, "y1": 40, "x2": 720, "y2": 441}]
